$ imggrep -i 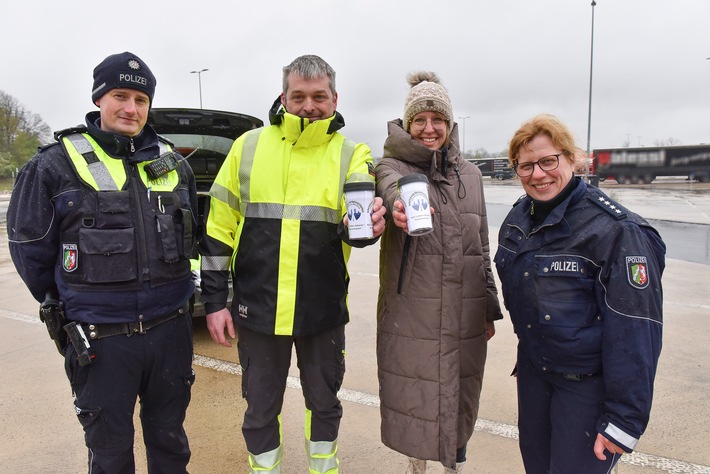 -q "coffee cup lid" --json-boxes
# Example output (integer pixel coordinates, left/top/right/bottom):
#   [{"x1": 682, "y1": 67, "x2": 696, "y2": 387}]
[
  {"x1": 344, "y1": 181, "x2": 375, "y2": 192},
  {"x1": 397, "y1": 173, "x2": 428, "y2": 187}
]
